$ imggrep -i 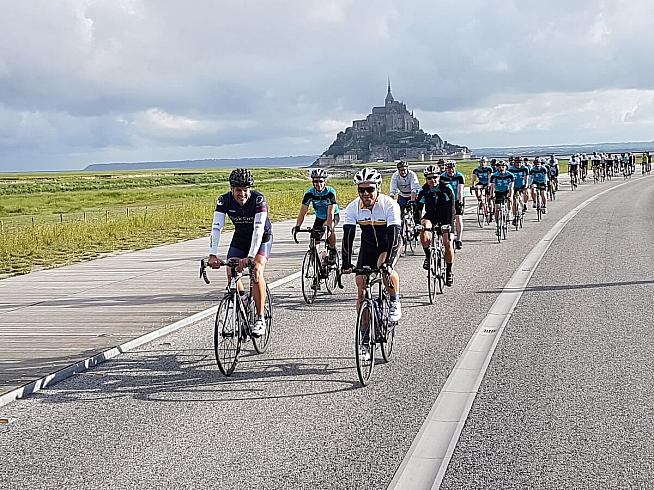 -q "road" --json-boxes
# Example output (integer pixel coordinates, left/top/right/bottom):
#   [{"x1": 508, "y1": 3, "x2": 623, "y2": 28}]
[{"x1": 1, "y1": 173, "x2": 652, "y2": 489}]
